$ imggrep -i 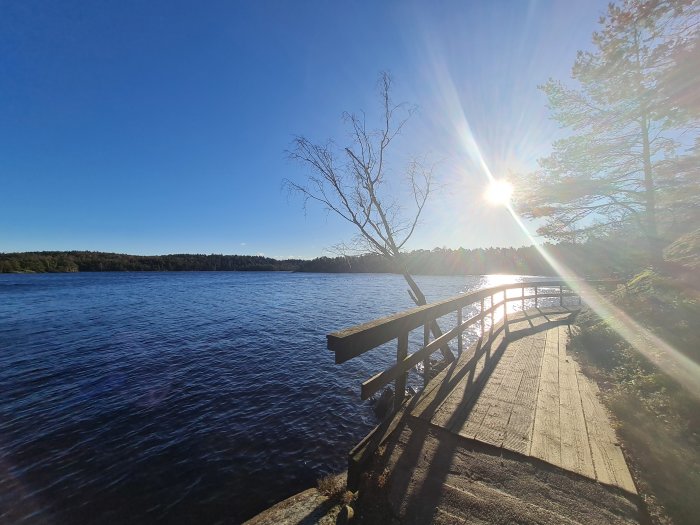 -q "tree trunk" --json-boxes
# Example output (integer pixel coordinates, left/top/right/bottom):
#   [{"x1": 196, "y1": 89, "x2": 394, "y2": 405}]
[
  {"x1": 633, "y1": 25, "x2": 663, "y2": 269},
  {"x1": 402, "y1": 271, "x2": 455, "y2": 362},
  {"x1": 640, "y1": 115, "x2": 663, "y2": 268}
]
